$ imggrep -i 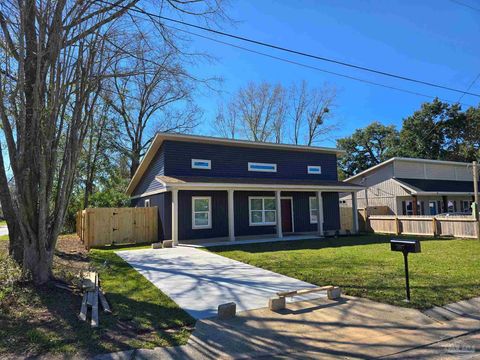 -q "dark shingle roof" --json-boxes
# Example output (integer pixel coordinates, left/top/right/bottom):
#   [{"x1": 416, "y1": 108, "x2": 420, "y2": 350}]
[{"x1": 396, "y1": 178, "x2": 479, "y2": 193}]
